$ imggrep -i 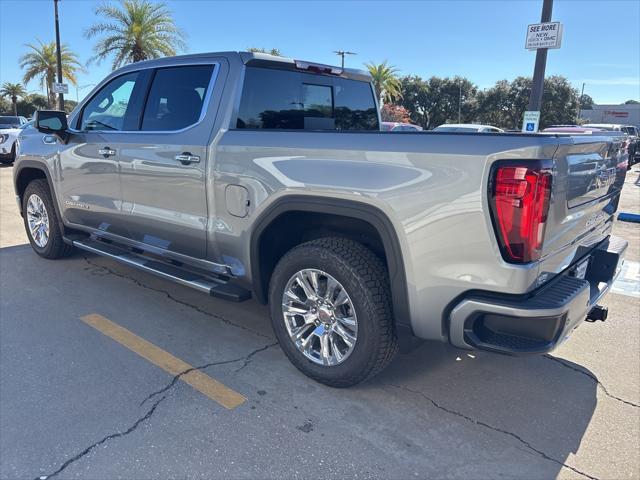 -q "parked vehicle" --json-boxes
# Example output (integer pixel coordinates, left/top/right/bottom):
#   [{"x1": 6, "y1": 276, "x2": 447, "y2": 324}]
[
  {"x1": 433, "y1": 123, "x2": 504, "y2": 133},
  {"x1": 542, "y1": 127, "x2": 605, "y2": 134},
  {"x1": 0, "y1": 115, "x2": 28, "y2": 164},
  {"x1": 380, "y1": 121, "x2": 423, "y2": 132},
  {"x1": 584, "y1": 123, "x2": 640, "y2": 166},
  {"x1": 14, "y1": 52, "x2": 628, "y2": 386}
]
